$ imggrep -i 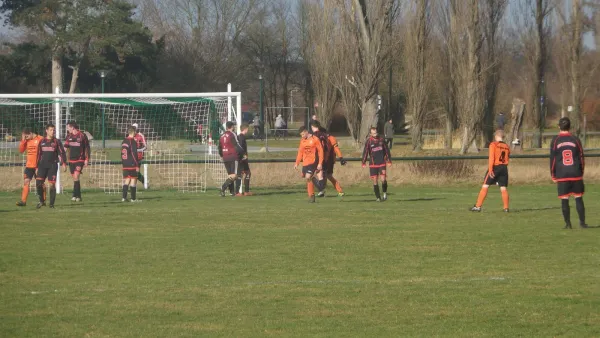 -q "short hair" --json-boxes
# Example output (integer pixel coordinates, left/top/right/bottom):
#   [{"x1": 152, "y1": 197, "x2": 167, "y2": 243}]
[
  {"x1": 240, "y1": 123, "x2": 249, "y2": 130},
  {"x1": 127, "y1": 126, "x2": 136, "y2": 134},
  {"x1": 298, "y1": 126, "x2": 307, "y2": 134},
  {"x1": 22, "y1": 127, "x2": 32, "y2": 134},
  {"x1": 46, "y1": 123, "x2": 55, "y2": 130},
  {"x1": 67, "y1": 121, "x2": 78, "y2": 129},
  {"x1": 226, "y1": 121, "x2": 236, "y2": 129},
  {"x1": 370, "y1": 126, "x2": 377, "y2": 132},
  {"x1": 309, "y1": 120, "x2": 321, "y2": 129},
  {"x1": 559, "y1": 117, "x2": 571, "y2": 131},
  {"x1": 319, "y1": 126, "x2": 327, "y2": 133},
  {"x1": 494, "y1": 130, "x2": 504, "y2": 138}
]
